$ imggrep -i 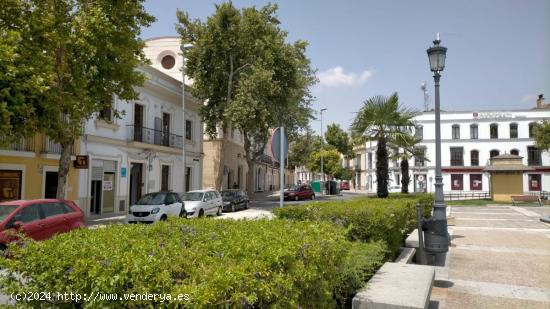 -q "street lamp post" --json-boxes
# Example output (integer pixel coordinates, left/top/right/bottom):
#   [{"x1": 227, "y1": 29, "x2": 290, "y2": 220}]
[
  {"x1": 423, "y1": 32, "x2": 449, "y2": 265},
  {"x1": 320, "y1": 108, "x2": 327, "y2": 187},
  {"x1": 180, "y1": 43, "x2": 193, "y2": 193}
]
